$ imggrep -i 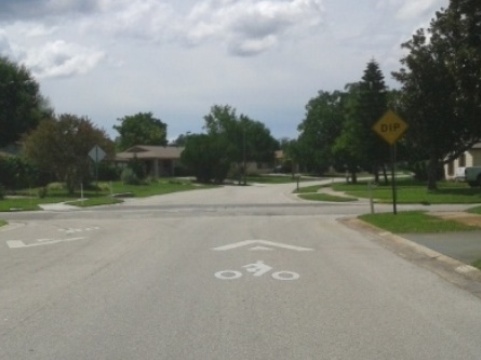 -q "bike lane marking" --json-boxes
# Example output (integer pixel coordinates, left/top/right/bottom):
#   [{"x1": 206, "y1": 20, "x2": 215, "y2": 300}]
[
  {"x1": 214, "y1": 260, "x2": 300, "y2": 281},
  {"x1": 6, "y1": 237, "x2": 86, "y2": 249},
  {"x1": 212, "y1": 240, "x2": 314, "y2": 252},
  {"x1": 212, "y1": 240, "x2": 313, "y2": 281}
]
